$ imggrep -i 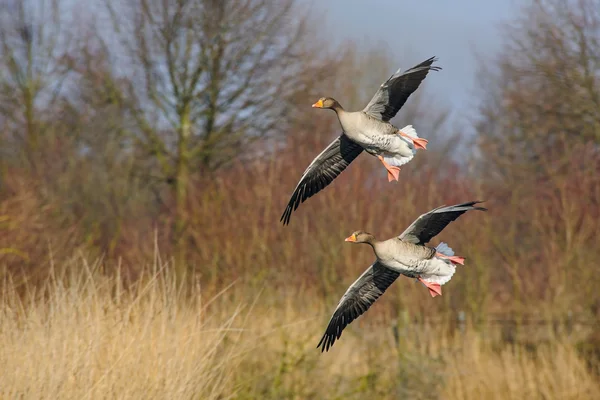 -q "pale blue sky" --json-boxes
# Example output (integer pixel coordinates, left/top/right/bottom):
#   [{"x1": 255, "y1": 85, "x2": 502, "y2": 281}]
[{"x1": 311, "y1": 0, "x2": 524, "y2": 130}]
